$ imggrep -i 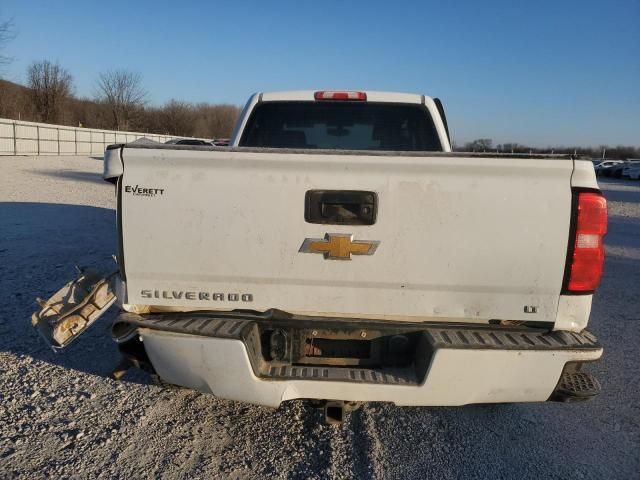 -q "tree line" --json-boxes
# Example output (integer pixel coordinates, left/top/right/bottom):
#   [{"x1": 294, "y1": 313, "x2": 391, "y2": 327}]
[
  {"x1": 455, "y1": 138, "x2": 640, "y2": 160},
  {"x1": 2, "y1": 60, "x2": 637, "y2": 156},
  {"x1": 0, "y1": 60, "x2": 240, "y2": 138}
]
